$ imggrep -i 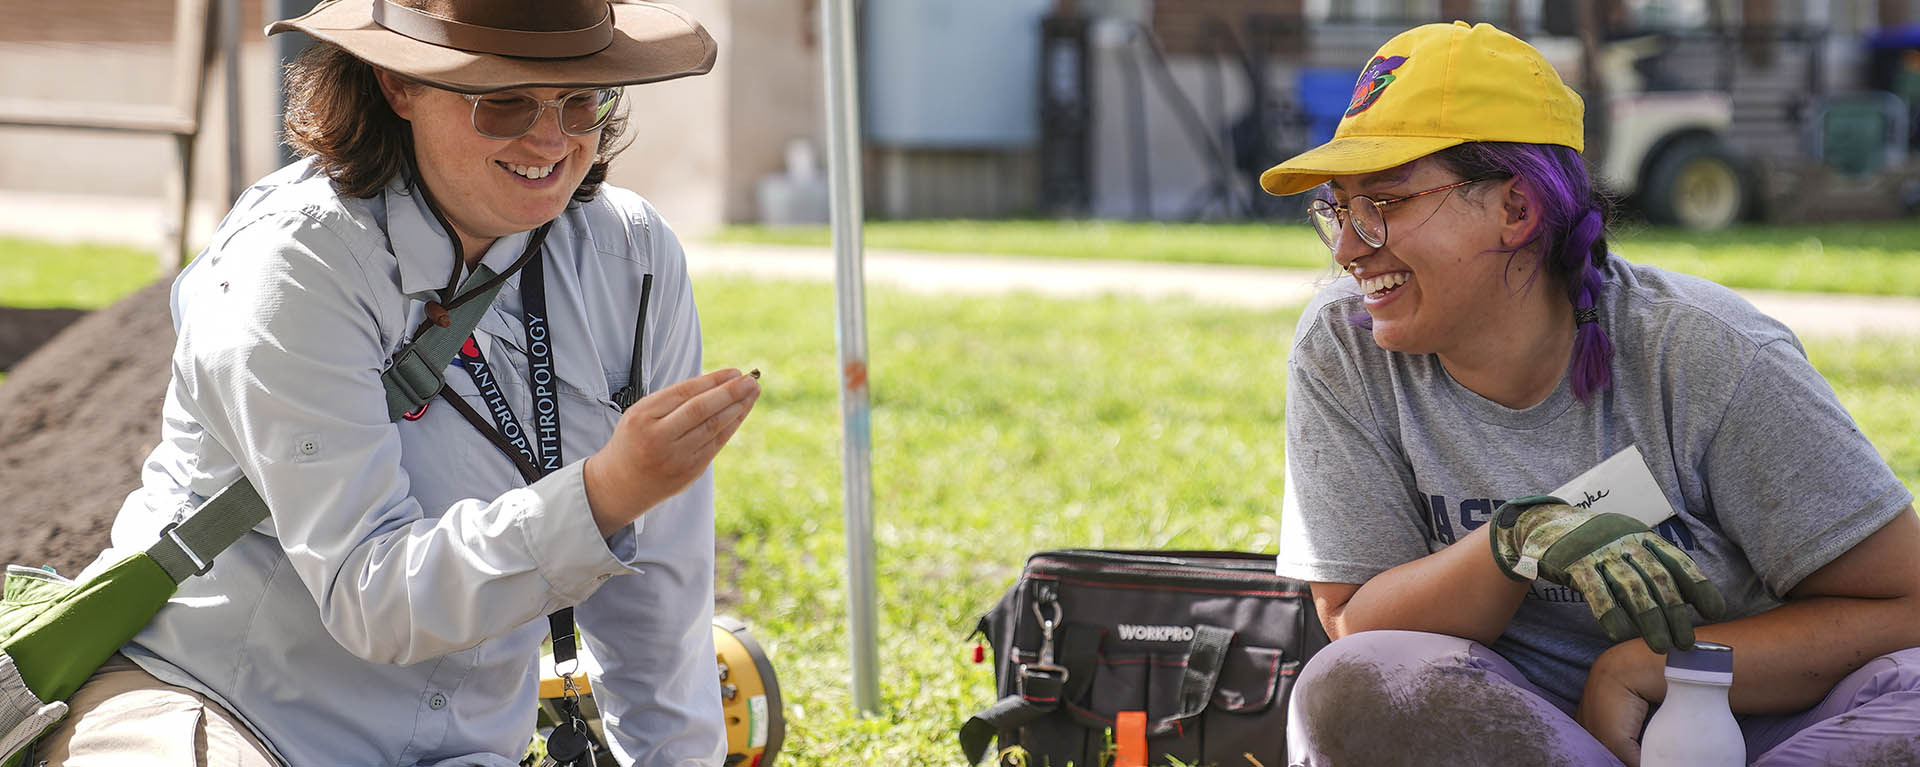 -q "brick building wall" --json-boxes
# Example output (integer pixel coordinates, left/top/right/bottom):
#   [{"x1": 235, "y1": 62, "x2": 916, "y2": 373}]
[
  {"x1": 0, "y1": 0, "x2": 267, "y2": 44},
  {"x1": 1149, "y1": 0, "x2": 1303, "y2": 55}
]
